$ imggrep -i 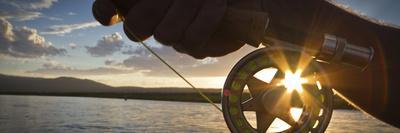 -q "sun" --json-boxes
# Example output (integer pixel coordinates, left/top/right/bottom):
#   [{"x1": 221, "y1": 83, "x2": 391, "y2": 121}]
[{"x1": 281, "y1": 70, "x2": 308, "y2": 93}]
